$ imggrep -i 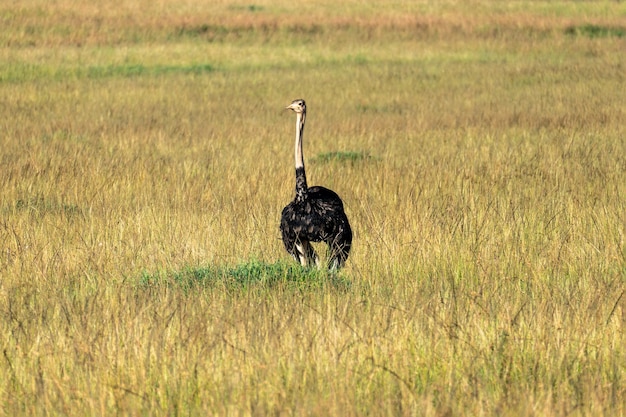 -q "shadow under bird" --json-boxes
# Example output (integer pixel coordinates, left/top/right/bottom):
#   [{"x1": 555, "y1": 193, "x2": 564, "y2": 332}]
[{"x1": 280, "y1": 99, "x2": 352, "y2": 270}]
